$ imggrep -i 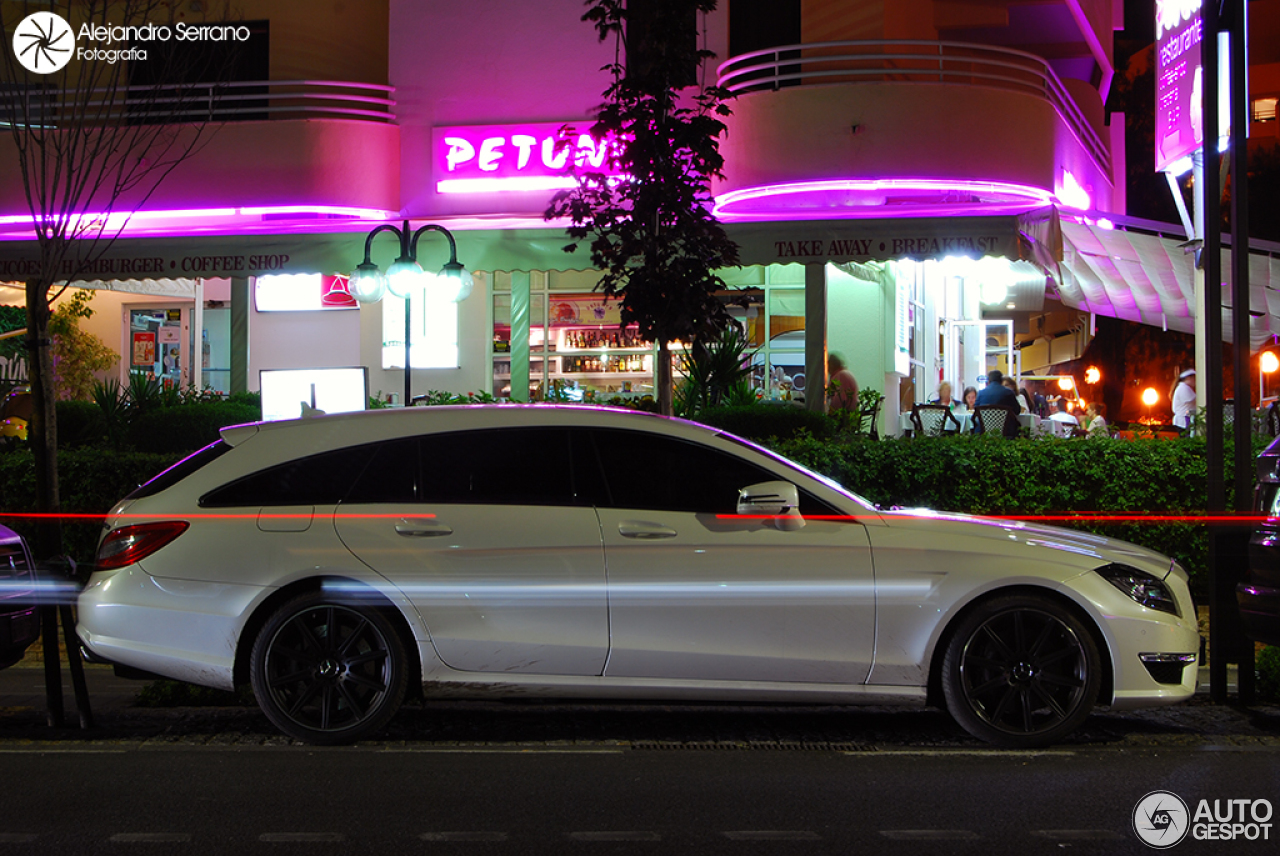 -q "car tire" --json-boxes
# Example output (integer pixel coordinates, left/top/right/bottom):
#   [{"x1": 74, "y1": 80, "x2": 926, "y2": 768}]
[
  {"x1": 941, "y1": 593, "x2": 1101, "y2": 748},
  {"x1": 250, "y1": 592, "x2": 408, "y2": 745}
]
